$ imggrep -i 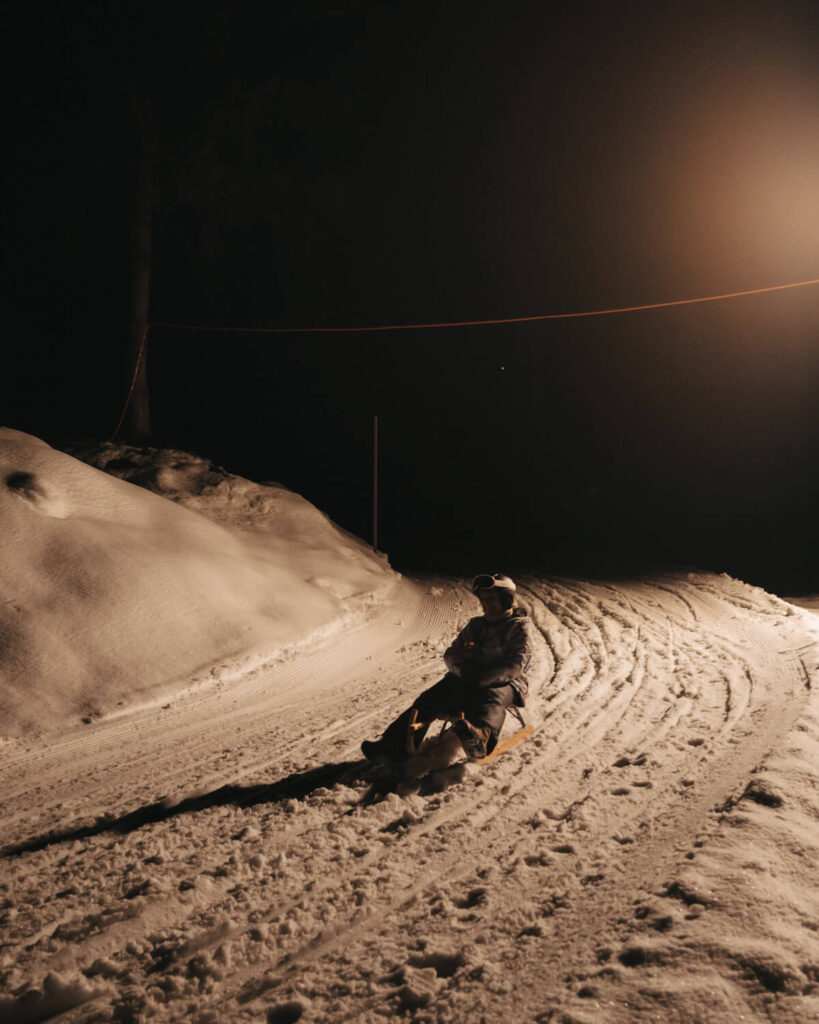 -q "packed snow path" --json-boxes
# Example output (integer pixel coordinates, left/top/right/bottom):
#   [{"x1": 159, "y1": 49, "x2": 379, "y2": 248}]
[{"x1": 1, "y1": 574, "x2": 817, "y2": 1024}]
